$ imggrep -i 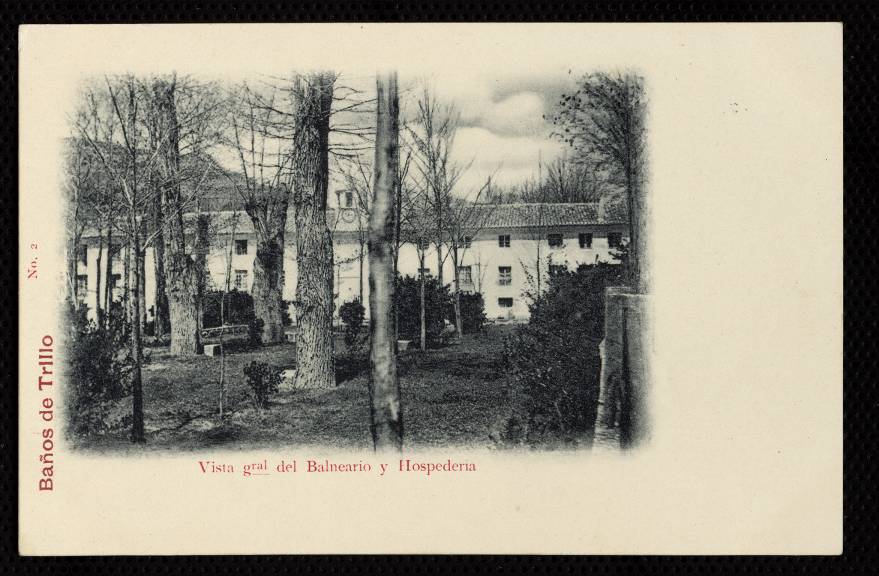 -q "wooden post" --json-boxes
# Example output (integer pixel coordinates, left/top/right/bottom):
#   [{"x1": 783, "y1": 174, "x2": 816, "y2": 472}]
[{"x1": 368, "y1": 71, "x2": 403, "y2": 451}]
